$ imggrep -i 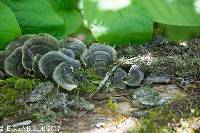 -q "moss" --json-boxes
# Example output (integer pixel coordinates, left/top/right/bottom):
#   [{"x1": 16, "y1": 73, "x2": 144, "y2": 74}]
[
  {"x1": 0, "y1": 77, "x2": 40, "y2": 120},
  {"x1": 133, "y1": 95, "x2": 200, "y2": 133},
  {"x1": 75, "y1": 68, "x2": 101, "y2": 94},
  {"x1": 76, "y1": 82, "x2": 97, "y2": 94},
  {"x1": 79, "y1": 68, "x2": 101, "y2": 81},
  {"x1": 0, "y1": 77, "x2": 39, "y2": 90},
  {"x1": 0, "y1": 88, "x2": 22, "y2": 120}
]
